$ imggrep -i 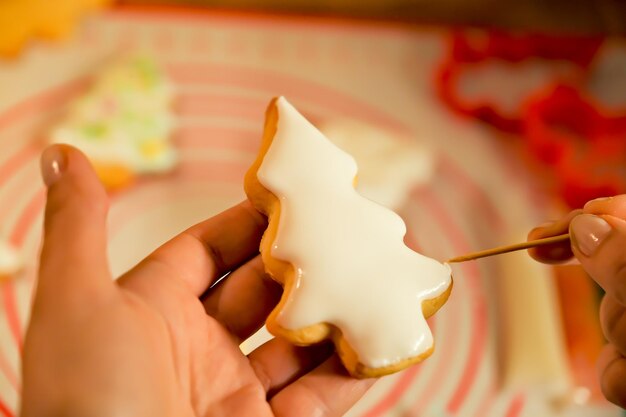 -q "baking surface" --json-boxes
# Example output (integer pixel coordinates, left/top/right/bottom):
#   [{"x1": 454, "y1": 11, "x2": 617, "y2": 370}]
[{"x1": 0, "y1": 7, "x2": 621, "y2": 416}]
